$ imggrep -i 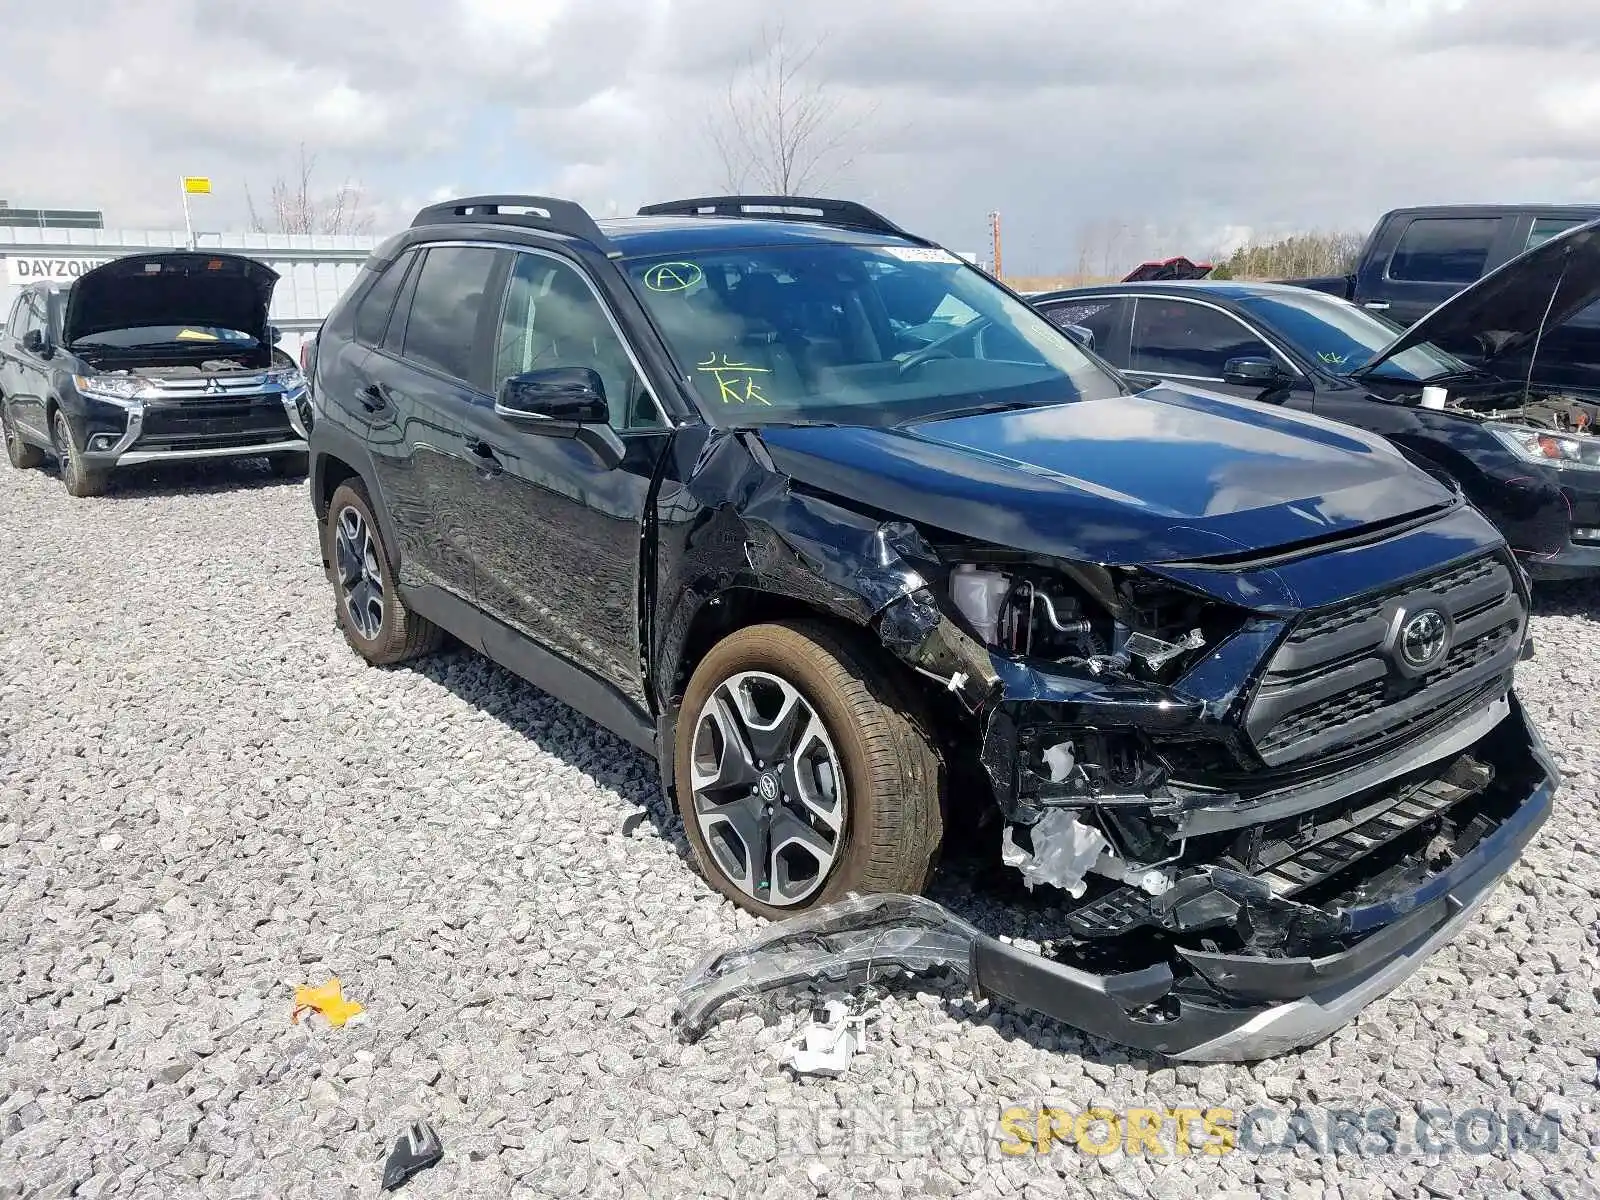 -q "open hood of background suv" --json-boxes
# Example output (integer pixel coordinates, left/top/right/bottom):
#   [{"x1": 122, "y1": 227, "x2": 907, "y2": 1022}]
[{"x1": 63, "y1": 252, "x2": 279, "y2": 347}]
